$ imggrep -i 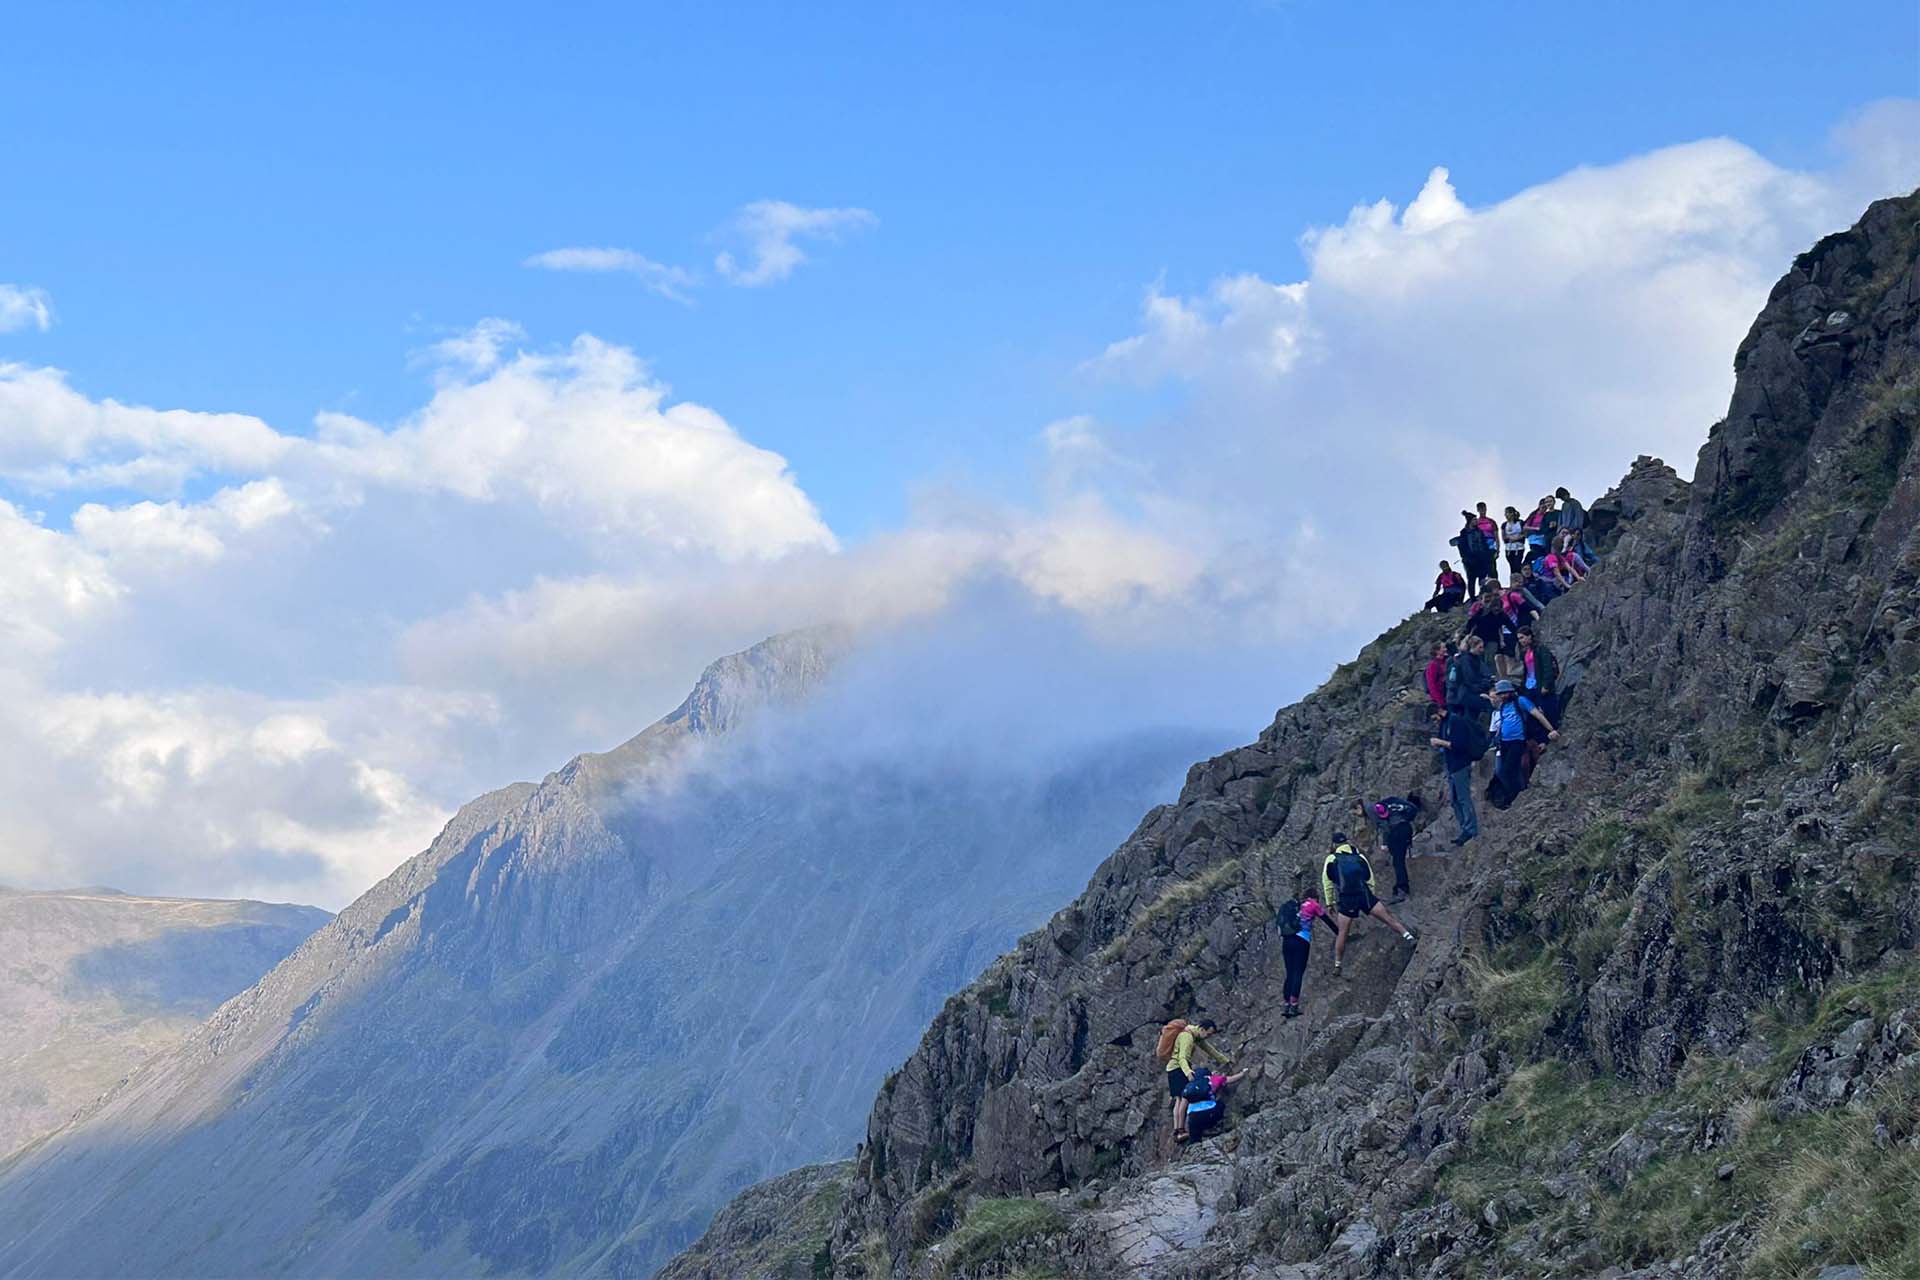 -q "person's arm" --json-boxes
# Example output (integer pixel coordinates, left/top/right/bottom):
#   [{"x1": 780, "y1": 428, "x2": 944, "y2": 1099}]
[
  {"x1": 1528, "y1": 704, "x2": 1559, "y2": 738},
  {"x1": 1522, "y1": 587, "x2": 1547, "y2": 611},
  {"x1": 1201, "y1": 1038, "x2": 1231, "y2": 1066}
]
